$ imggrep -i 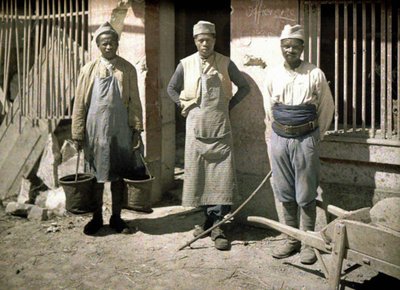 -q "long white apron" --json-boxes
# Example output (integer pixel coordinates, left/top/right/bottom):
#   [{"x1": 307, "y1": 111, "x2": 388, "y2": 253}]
[
  {"x1": 84, "y1": 72, "x2": 139, "y2": 182},
  {"x1": 182, "y1": 71, "x2": 237, "y2": 207}
]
